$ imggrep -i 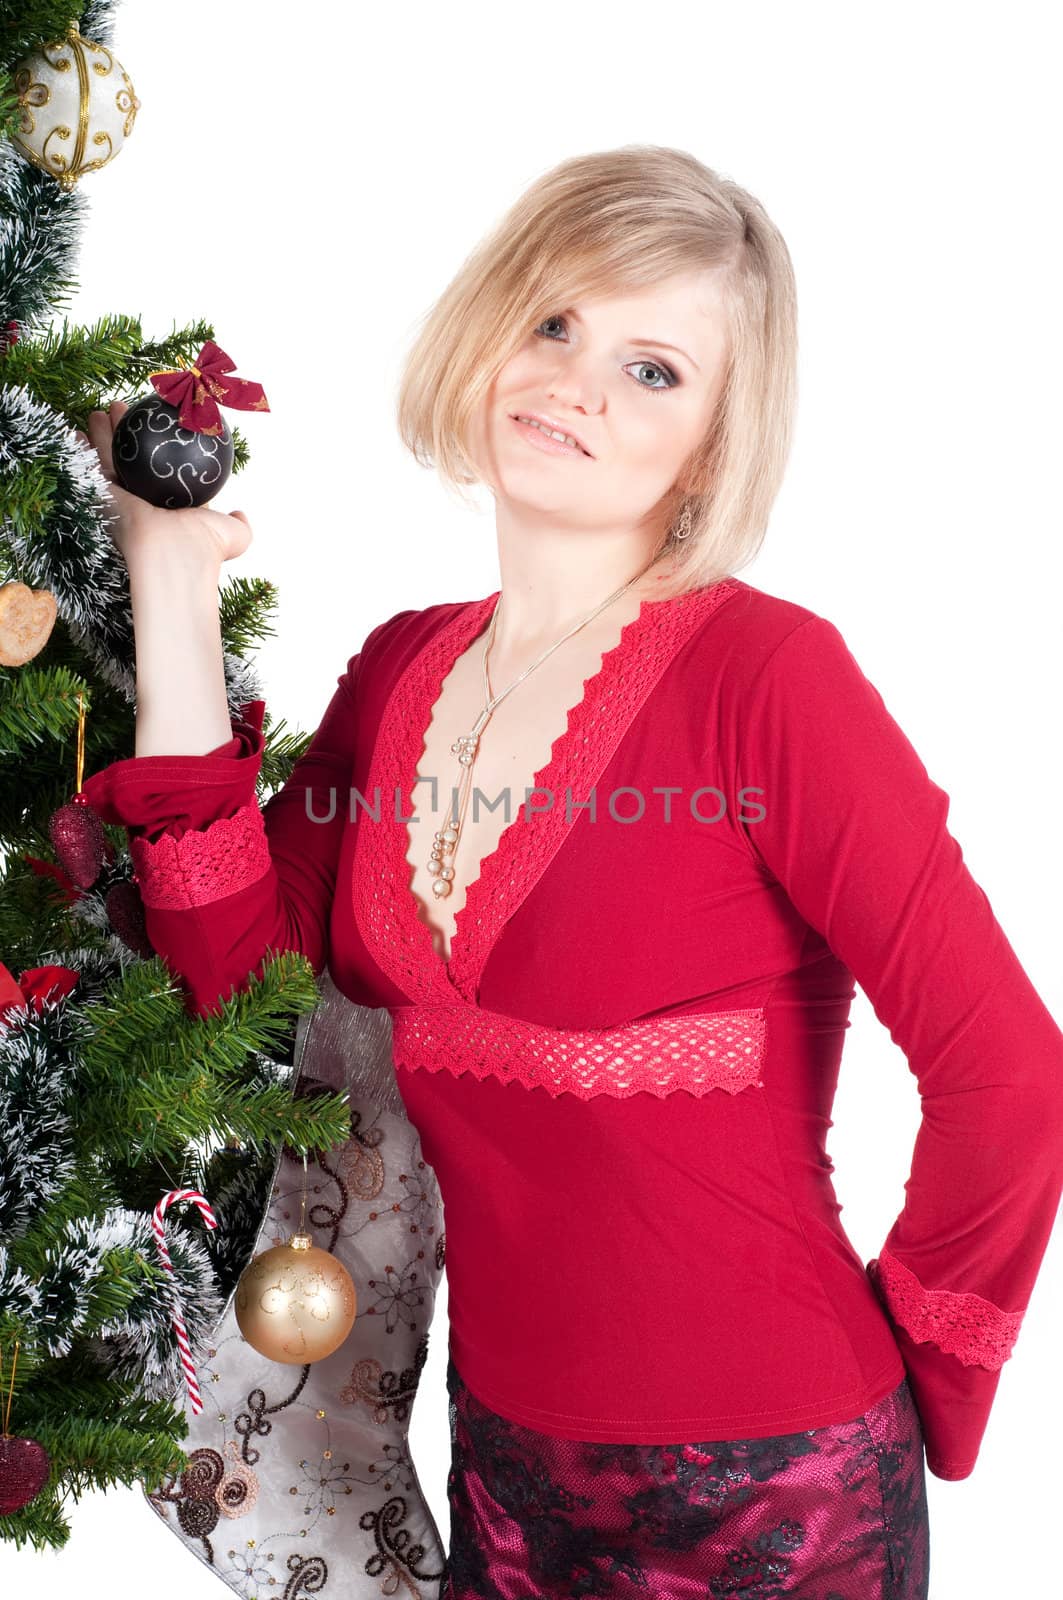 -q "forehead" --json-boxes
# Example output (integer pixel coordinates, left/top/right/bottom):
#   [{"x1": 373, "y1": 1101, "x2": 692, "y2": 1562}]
[
  {"x1": 581, "y1": 270, "x2": 723, "y2": 313},
  {"x1": 570, "y1": 271, "x2": 730, "y2": 356}
]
